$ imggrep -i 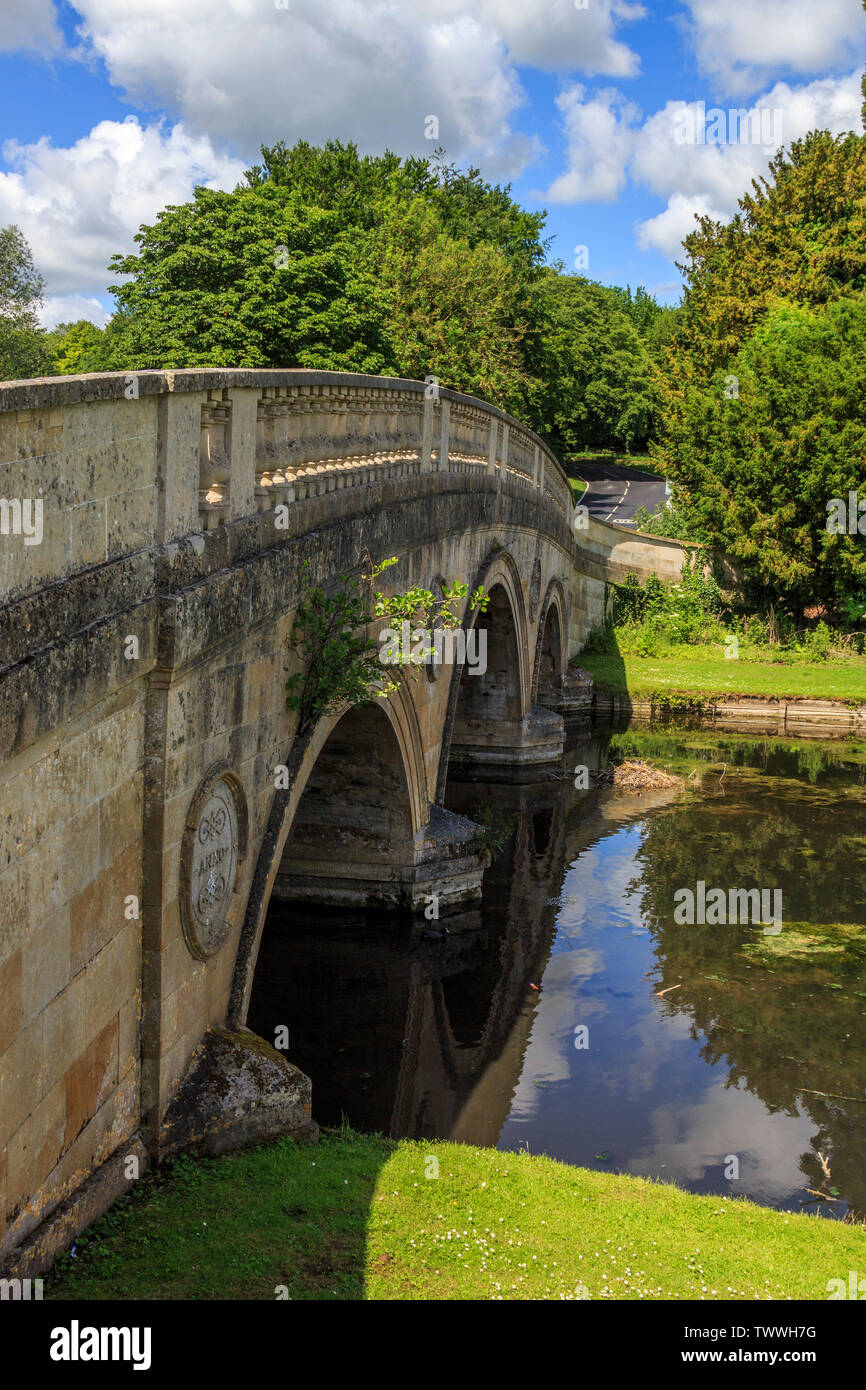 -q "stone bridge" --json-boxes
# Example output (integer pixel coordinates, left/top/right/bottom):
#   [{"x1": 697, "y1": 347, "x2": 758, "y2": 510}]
[{"x1": 0, "y1": 367, "x2": 683, "y2": 1275}]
